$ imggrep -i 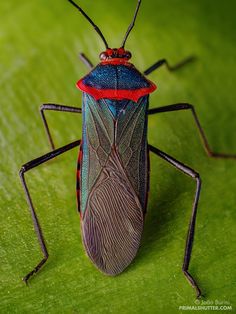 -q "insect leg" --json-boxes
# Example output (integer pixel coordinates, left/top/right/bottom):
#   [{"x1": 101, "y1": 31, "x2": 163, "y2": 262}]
[
  {"x1": 40, "y1": 103, "x2": 82, "y2": 150},
  {"x1": 148, "y1": 103, "x2": 236, "y2": 159},
  {"x1": 143, "y1": 56, "x2": 196, "y2": 76},
  {"x1": 79, "y1": 53, "x2": 94, "y2": 69},
  {"x1": 149, "y1": 144, "x2": 201, "y2": 298},
  {"x1": 19, "y1": 139, "x2": 81, "y2": 283}
]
